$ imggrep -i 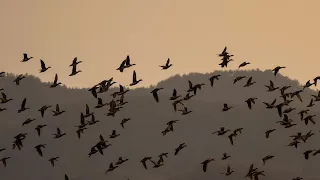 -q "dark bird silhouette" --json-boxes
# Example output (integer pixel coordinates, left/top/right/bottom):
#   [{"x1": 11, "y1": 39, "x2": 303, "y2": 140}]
[
  {"x1": 0, "y1": 92, "x2": 12, "y2": 104},
  {"x1": 160, "y1": 58, "x2": 172, "y2": 69},
  {"x1": 50, "y1": 74, "x2": 62, "y2": 88},
  {"x1": 0, "y1": 157, "x2": 11, "y2": 167},
  {"x1": 52, "y1": 104, "x2": 65, "y2": 116},
  {"x1": 221, "y1": 165, "x2": 234, "y2": 176},
  {"x1": 169, "y1": 88, "x2": 181, "y2": 100},
  {"x1": 245, "y1": 97, "x2": 257, "y2": 109},
  {"x1": 243, "y1": 77, "x2": 256, "y2": 87},
  {"x1": 0, "y1": 72, "x2": 4, "y2": 77},
  {"x1": 115, "y1": 157, "x2": 129, "y2": 165},
  {"x1": 95, "y1": 98, "x2": 107, "y2": 109},
  {"x1": 222, "y1": 103, "x2": 233, "y2": 111},
  {"x1": 22, "y1": 118, "x2": 36, "y2": 126},
  {"x1": 129, "y1": 70, "x2": 142, "y2": 86},
  {"x1": 13, "y1": 74, "x2": 25, "y2": 85},
  {"x1": 174, "y1": 143, "x2": 187, "y2": 155},
  {"x1": 38, "y1": 105, "x2": 52, "y2": 117},
  {"x1": 272, "y1": 66, "x2": 286, "y2": 76},
  {"x1": 151, "y1": 88, "x2": 163, "y2": 102},
  {"x1": 265, "y1": 129, "x2": 276, "y2": 138},
  {"x1": 84, "y1": 104, "x2": 94, "y2": 118},
  {"x1": 303, "y1": 80, "x2": 314, "y2": 90},
  {"x1": 178, "y1": 106, "x2": 192, "y2": 115},
  {"x1": 70, "y1": 57, "x2": 82, "y2": 67},
  {"x1": 53, "y1": 127, "x2": 66, "y2": 139},
  {"x1": 35, "y1": 144, "x2": 47, "y2": 157},
  {"x1": 49, "y1": 157, "x2": 59, "y2": 167},
  {"x1": 209, "y1": 74, "x2": 221, "y2": 87},
  {"x1": 222, "y1": 153, "x2": 231, "y2": 160},
  {"x1": 265, "y1": 80, "x2": 279, "y2": 91},
  {"x1": 303, "y1": 150, "x2": 315, "y2": 160},
  {"x1": 120, "y1": 118, "x2": 131, "y2": 128},
  {"x1": 18, "y1": 98, "x2": 29, "y2": 113},
  {"x1": 35, "y1": 124, "x2": 47, "y2": 137},
  {"x1": 201, "y1": 158, "x2": 215, "y2": 172},
  {"x1": 213, "y1": 127, "x2": 230, "y2": 136},
  {"x1": 233, "y1": 76, "x2": 246, "y2": 84},
  {"x1": 109, "y1": 130, "x2": 120, "y2": 139},
  {"x1": 263, "y1": 98, "x2": 277, "y2": 109},
  {"x1": 140, "y1": 157, "x2": 152, "y2": 170},
  {"x1": 21, "y1": 53, "x2": 33, "y2": 62},
  {"x1": 105, "y1": 163, "x2": 119, "y2": 174},
  {"x1": 238, "y1": 61, "x2": 250, "y2": 69},
  {"x1": 124, "y1": 55, "x2": 136, "y2": 69},
  {"x1": 314, "y1": 76, "x2": 320, "y2": 86},
  {"x1": 39, "y1": 59, "x2": 51, "y2": 73},
  {"x1": 69, "y1": 64, "x2": 82, "y2": 76},
  {"x1": 87, "y1": 114, "x2": 100, "y2": 125},
  {"x1": 262, "y1": 155, "x2": 274, "y2": 165}
]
